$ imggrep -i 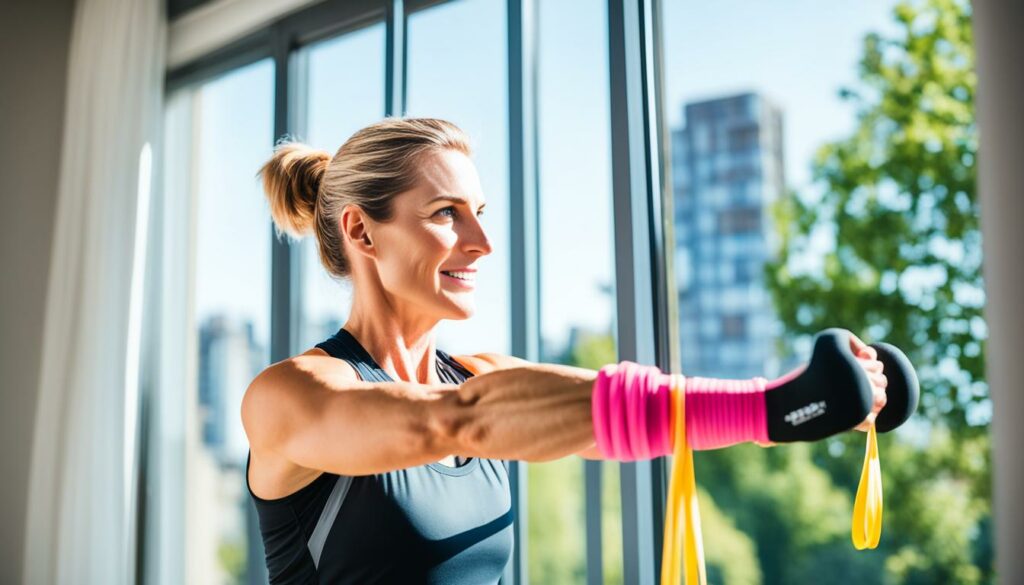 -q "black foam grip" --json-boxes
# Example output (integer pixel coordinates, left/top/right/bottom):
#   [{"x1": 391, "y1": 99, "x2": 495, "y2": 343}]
[
  {"x1": 765, "y1": 328, "x2": 874, "y2": 442},
  {"x1": 870, "y1": 342, "x2": 920, "y2": 433}
]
